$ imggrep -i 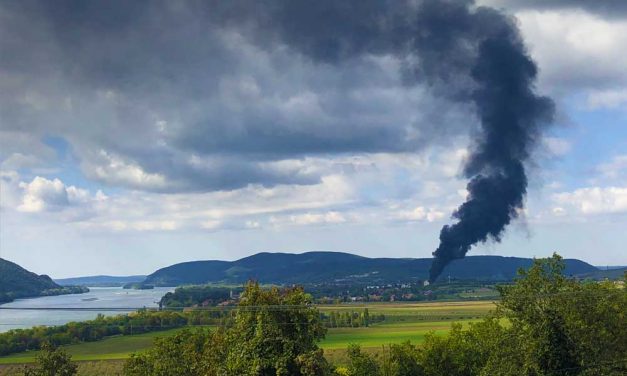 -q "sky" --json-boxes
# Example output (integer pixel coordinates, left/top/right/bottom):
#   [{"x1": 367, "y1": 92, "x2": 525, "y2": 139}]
[{"x1": 1, "y1": 0, "x2": 626, "y2": 278}]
